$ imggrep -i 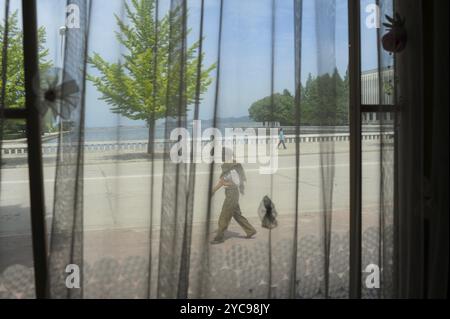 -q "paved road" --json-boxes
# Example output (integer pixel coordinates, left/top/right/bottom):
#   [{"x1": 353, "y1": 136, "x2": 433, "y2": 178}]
[
  {"x1": 0, "y1": 140, "x2": 394, "y2": 274},
  {"x1": 1, "y1": 140, "x2": 392, "y2": 235},
  {"x1": 0, "y1": 140, "x2": 395, "y2": 297}
]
